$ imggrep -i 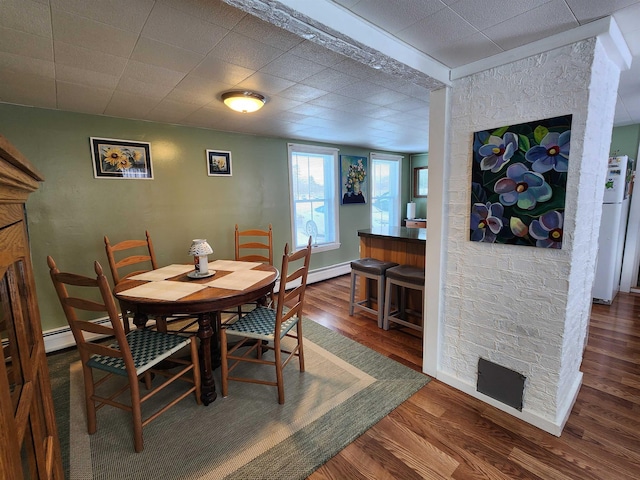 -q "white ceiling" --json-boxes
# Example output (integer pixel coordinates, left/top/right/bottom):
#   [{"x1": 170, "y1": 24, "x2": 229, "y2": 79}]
[{"x1": 1, "y1": 0, "x2": 639, "y2": 153}]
